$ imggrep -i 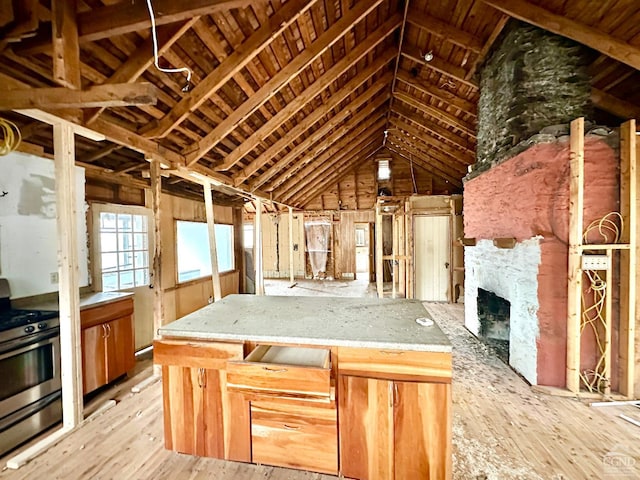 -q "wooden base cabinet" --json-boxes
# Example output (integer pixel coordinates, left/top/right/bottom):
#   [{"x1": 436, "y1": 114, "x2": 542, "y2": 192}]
[
  {"x1": 339, "y1": 375, "x2": 452, "y2": 480},
  {"x1": 154, "y1": 340, "x2": 249, "y2": 461},
  {"x1": 81, "y1": 298, "x2": 135, "y2": 395}
]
